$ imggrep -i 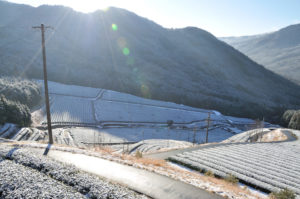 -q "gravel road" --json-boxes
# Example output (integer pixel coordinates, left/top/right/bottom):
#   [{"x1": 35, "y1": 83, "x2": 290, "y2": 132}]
[{"x1": 0, "y1": 145, "x2": 147, "y2": 199}]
